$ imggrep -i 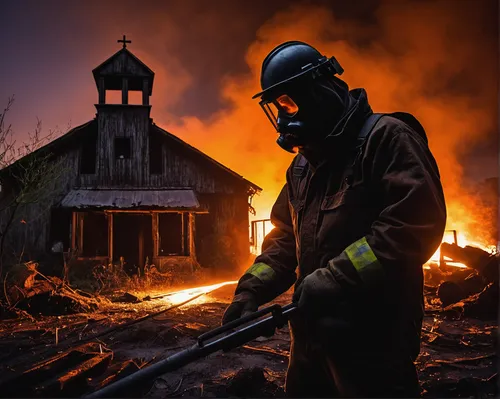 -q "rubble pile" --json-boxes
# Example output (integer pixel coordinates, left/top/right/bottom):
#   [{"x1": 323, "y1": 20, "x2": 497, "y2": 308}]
[
  {"x1": 0, "y1": 243, "x2": 496, "y2": 398},
  {"x1": 0, "y1": 342, "x2": 114, "y2": 397},
  {"x1": 424, "y1": 243, "x2": 498, "y2": 320},
  {"x1": 2, "y1": 262, "x2": 100, "y2": 318}
]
